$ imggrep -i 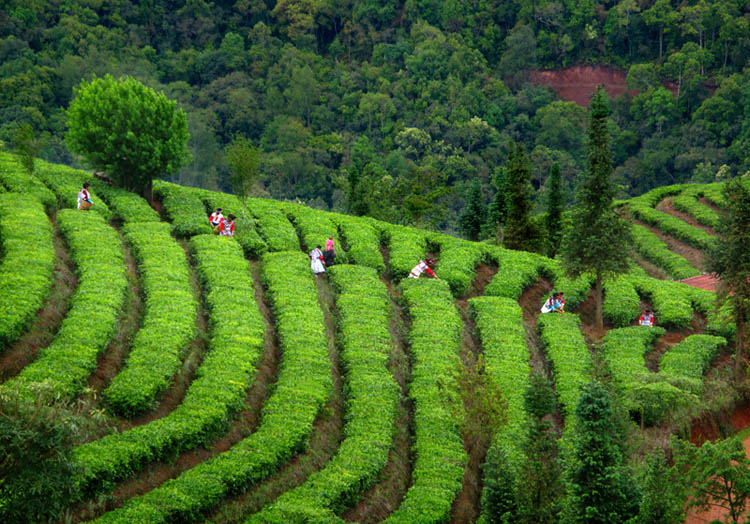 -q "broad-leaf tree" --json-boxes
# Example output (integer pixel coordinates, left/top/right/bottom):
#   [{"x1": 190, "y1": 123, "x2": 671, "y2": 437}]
[
  {"x1": 12, "y1": 123, "x2": 41, "y2": 180},
  {"x1": 66, "y1": 74, "x2": 191, "y2": 198},
  {"x1": 560, "y1": 87, "x2": 632, "y2": 331},
  {"x1": 546, "y1": 162, "x2": 564, "y2": 258},
  {"x1": 707, "y1": 176, "x2": 750, "y2": 375}
]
